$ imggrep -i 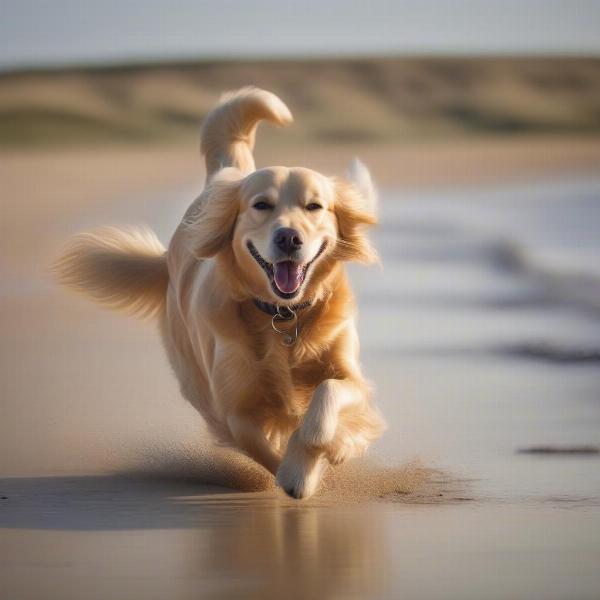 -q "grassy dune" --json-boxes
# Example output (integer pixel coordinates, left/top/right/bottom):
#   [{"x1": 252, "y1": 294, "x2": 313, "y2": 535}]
[{"x1": 1, "y1": 57, "x2": 600, "y2": 148}]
